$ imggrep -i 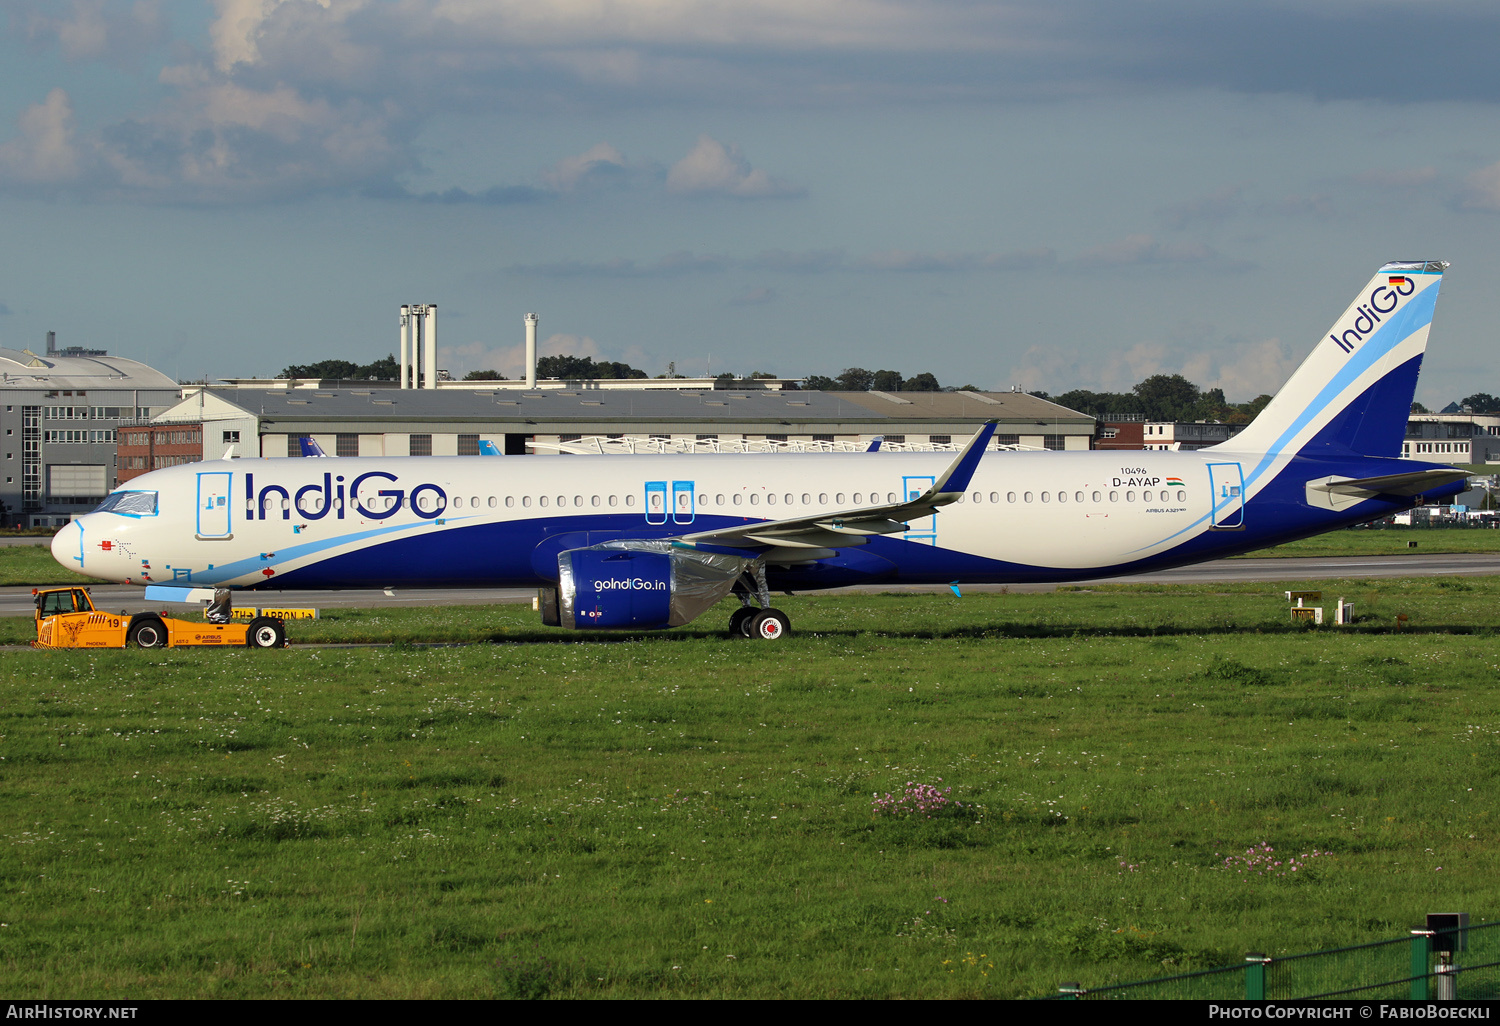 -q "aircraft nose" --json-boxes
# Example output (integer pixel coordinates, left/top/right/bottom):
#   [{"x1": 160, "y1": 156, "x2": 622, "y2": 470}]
[{"x1": 52, "y1": 518, "x2": 83, "y2": 571}]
